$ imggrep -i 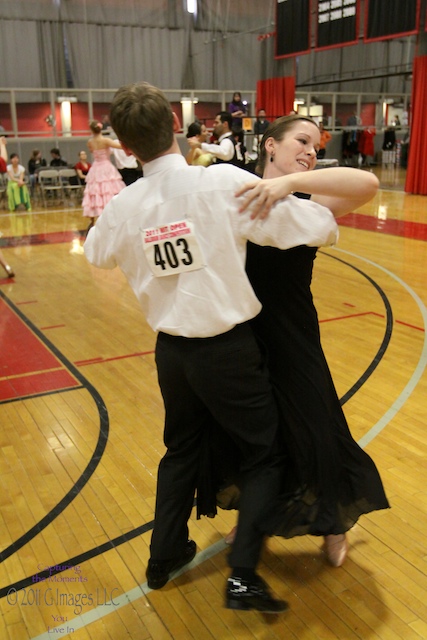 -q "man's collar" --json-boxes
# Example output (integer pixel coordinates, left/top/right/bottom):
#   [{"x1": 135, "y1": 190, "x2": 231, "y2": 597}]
[{"x1": 143, "y1": 153, "x2": 186, "y2": 176}]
